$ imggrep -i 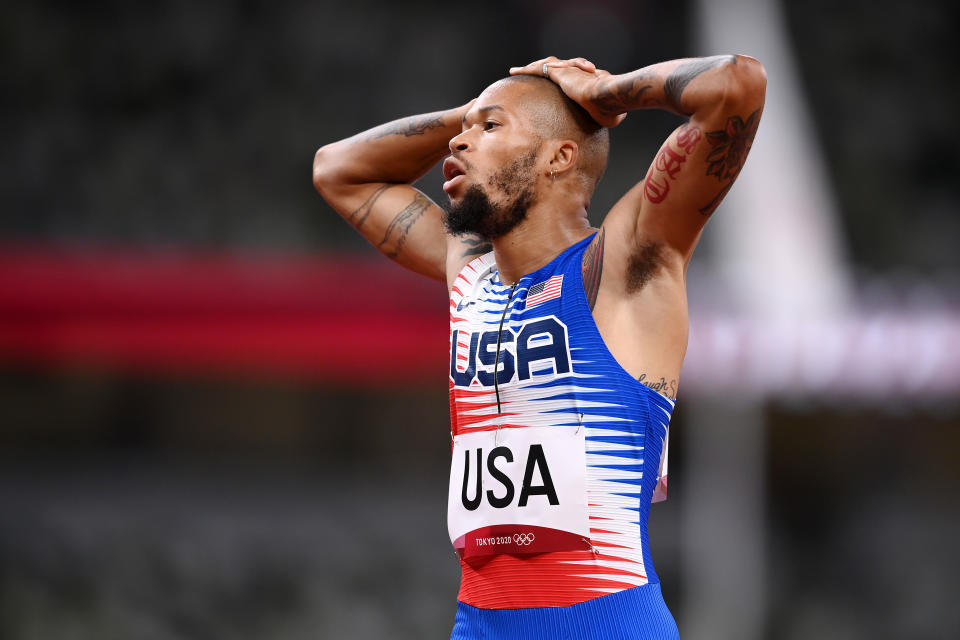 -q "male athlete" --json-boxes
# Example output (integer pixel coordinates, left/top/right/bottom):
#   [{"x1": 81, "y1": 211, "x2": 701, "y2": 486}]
[{"x1": 313, "y1": 54, "x2": 766, "y2": 639}]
